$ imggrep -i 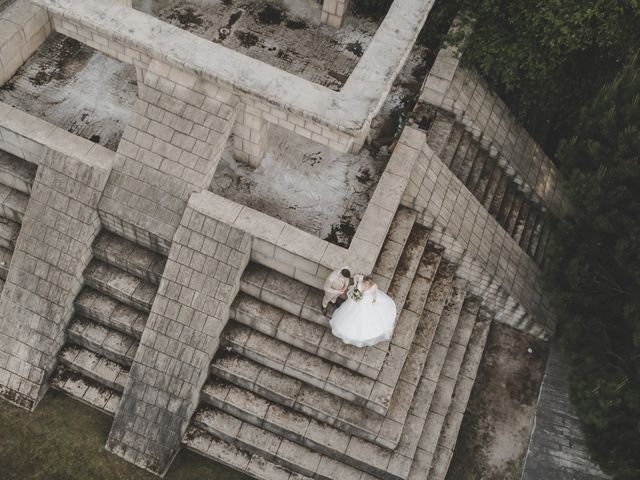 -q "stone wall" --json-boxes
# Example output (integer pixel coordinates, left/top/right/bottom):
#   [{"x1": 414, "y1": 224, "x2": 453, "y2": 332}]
[
  {"x1": 32, "y1": 0, "x2": 434, "y2": 155},
  {"x1": 420, "y1": 39, "x2": 570, "y2": 219},
  {"x1": 401, "y1": 125, "x2": 553, "y2": 339},
  {"x1": 106, "y1": 191, "x2": 251, "y2": 475},
  {"x1": 0, "y1": 0, "x2": 51, "y2": 87},
  {"x1": 98, "y1": 60, "x2": 239, "y2": 254},
  {"x1": 0, "y1": 126, "x2": 113, "y2": 409}
]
